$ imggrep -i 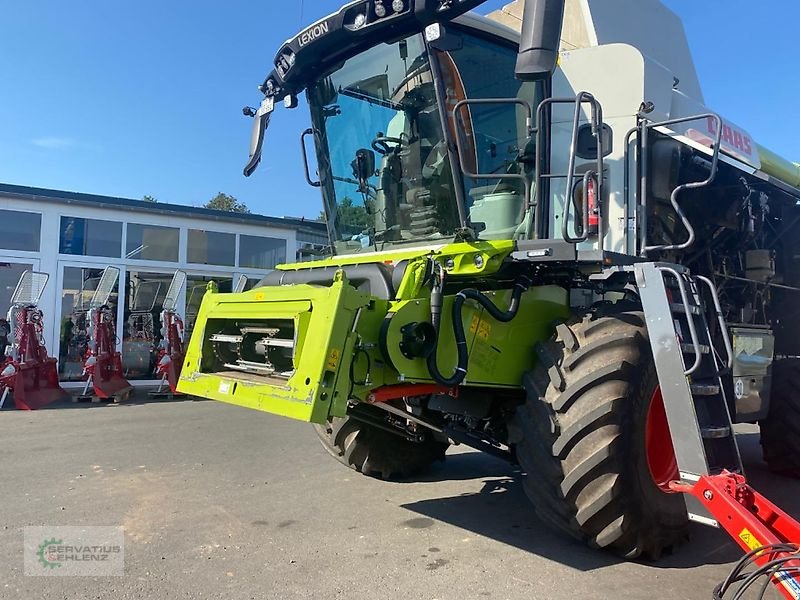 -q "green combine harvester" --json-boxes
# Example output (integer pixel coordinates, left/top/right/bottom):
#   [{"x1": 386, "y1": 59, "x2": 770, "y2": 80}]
[{"x1": 178, "y1": 0, "x2": 800, "y2": 592}]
